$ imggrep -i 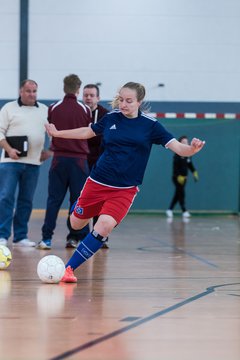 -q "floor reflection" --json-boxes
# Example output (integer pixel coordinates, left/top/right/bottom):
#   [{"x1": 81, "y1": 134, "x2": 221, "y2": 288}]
[{"x1": 0, "y1": 271, "x2": 11, "y2": 300}]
